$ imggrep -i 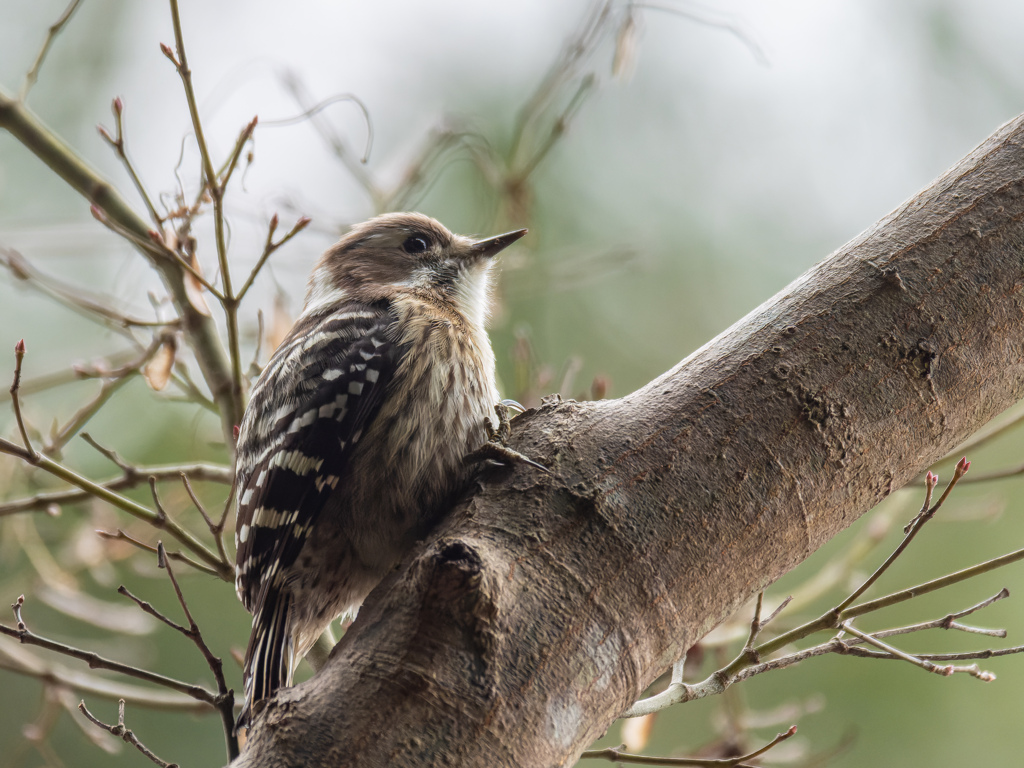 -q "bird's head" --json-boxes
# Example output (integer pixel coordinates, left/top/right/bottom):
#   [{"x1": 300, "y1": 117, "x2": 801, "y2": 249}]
[{"x1": 304, "y1": 212, "x2": 527, "y2": 326}]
